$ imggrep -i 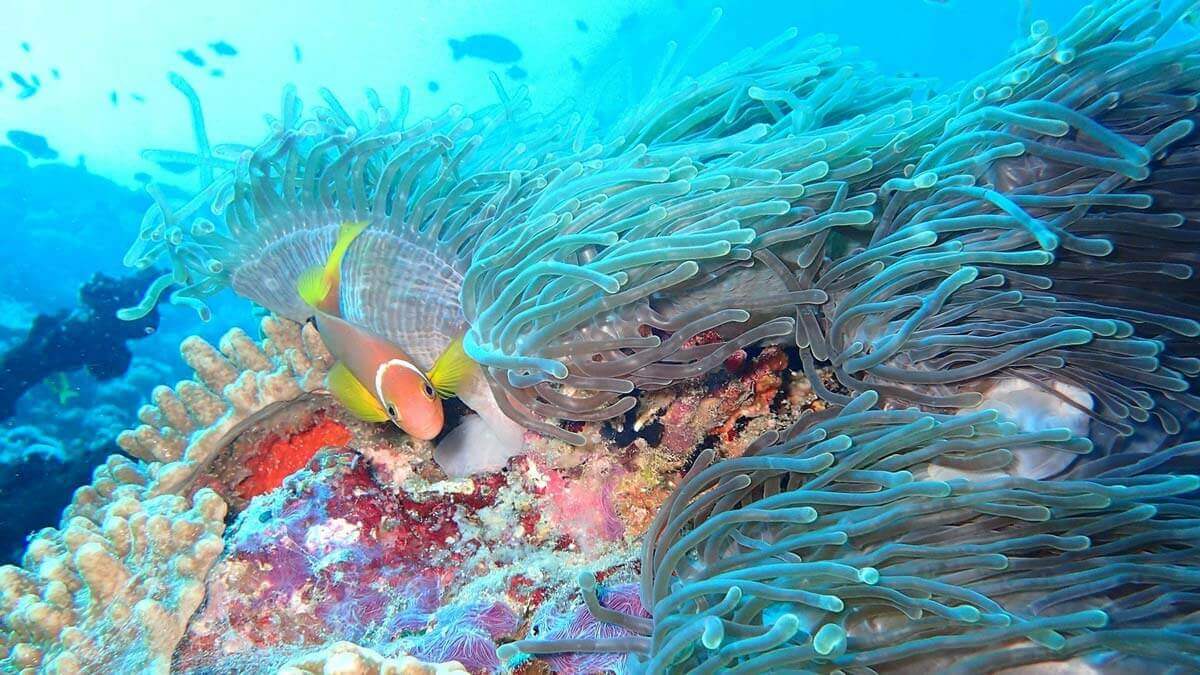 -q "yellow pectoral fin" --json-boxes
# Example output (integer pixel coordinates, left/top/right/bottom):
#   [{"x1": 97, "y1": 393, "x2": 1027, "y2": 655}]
[
  {"x1": 427, "y1": 336, "x2": 477, "y2": 399},
  {"x1": 328, "y1": 362, "x2": 389, "y2": 422},
  {"x1": 297, "y1": 265, "x2": 332, "y2": 309}
]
